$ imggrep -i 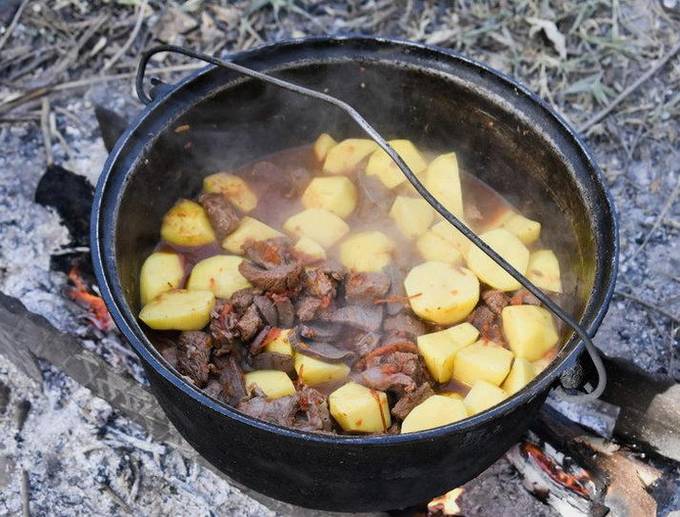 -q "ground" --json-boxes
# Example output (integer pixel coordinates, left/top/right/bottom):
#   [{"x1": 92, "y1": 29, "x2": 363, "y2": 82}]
[{"x1": 0, "y1": 1, "x2": 678, "y2": 516}]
